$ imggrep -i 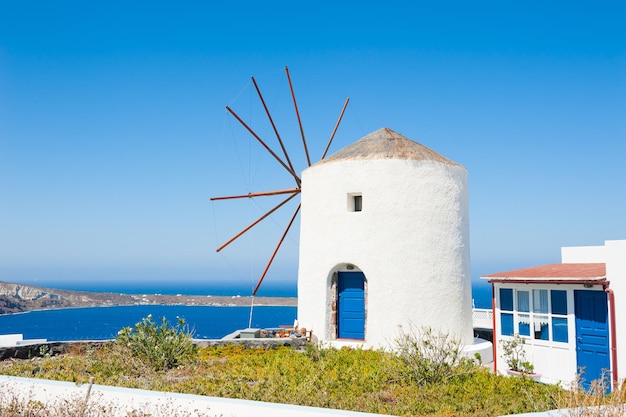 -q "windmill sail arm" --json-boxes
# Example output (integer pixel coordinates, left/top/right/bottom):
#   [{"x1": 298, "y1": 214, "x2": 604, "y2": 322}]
[
  {"x1": 225, "y1": 105, "x2": 301, "y2": 186},
  {"x1": 211, "y1": 188, "x2": 300, "y2": 201},
  {"x1": 215, "y1": 192, "x2": 299, "y2": 253},
  {"x1": 321, "y1": 97, "x2": 349, "y2": 160},
  {"x1": 285, "y1": 66, "x2": 311, "y2": 167},
  {"x1": 252, "y1": 203, "x2": 301, "y2": 296},
  {"x1": 216, "y1": 69, "x2": 348, "y2": 296},
  {"x1": 251, "y1": 77, "x2": 299, "y2": 188}
]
